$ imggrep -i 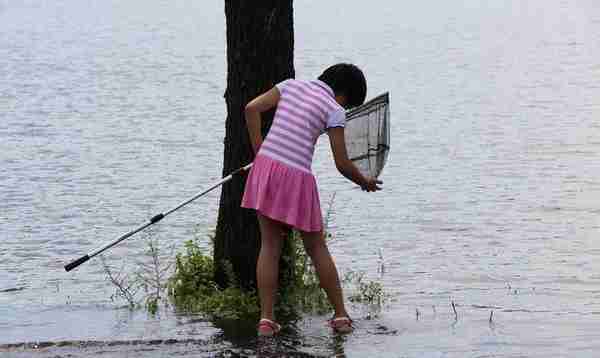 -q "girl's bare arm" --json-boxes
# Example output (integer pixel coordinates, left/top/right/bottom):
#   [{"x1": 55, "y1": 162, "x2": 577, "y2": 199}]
[
  {"x1": 244, "y1": 87, "x2": 280, "y2": 154},
  {"x1": 327, "y1": 127, "x2": 382, "y2": 192}
]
